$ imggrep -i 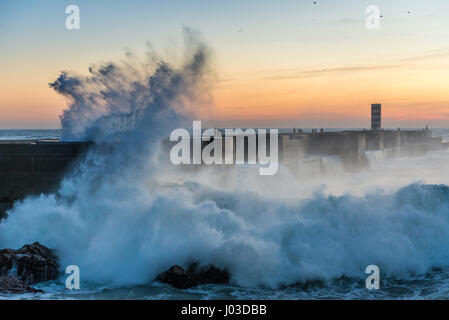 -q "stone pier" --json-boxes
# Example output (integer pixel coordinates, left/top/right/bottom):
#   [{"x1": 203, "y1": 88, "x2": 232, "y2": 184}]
[{"x1": 0, "y1": 140, "x2": 92, "y2": 218}]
